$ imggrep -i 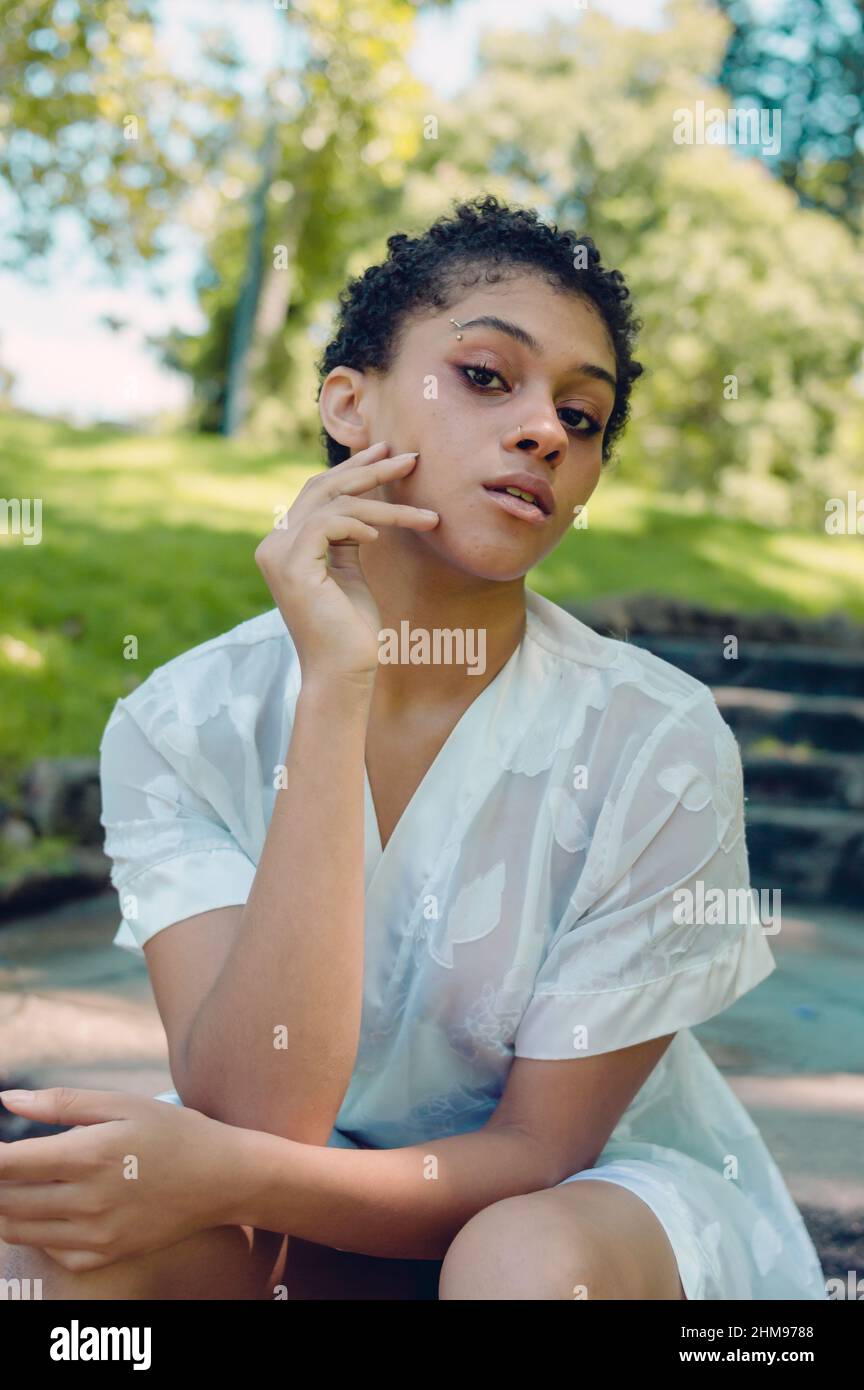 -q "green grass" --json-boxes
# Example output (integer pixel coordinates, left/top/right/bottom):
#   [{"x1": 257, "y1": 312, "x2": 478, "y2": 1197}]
[
  {"x1": 533, "y1": 481, "x2": 864, "y2": 617},
  {"x1": 2, "y1": 409, "x2": 863, "y2": 785}
]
